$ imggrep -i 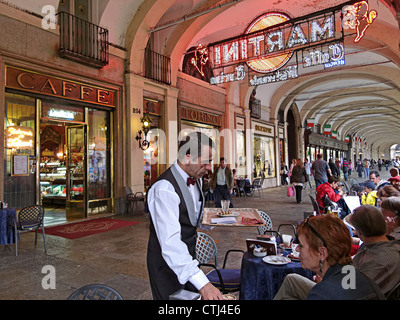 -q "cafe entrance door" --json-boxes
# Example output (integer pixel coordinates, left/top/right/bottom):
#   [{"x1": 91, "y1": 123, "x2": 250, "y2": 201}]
[{"x1": 66, "y1": 125, "x2": 87, "y2": 220}]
